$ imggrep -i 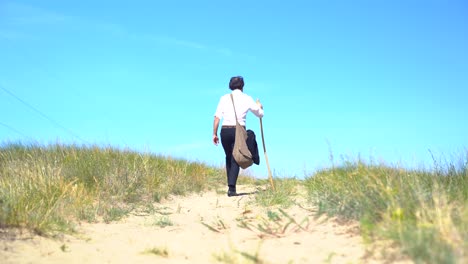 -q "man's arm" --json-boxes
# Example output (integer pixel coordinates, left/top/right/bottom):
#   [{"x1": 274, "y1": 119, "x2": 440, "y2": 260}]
[
  {"x1": 213, "y1": 117, "x2": 220, "y2": 145},
  {"x1": 250, "y1": 98, "x2": 264, "y2": 118}
]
